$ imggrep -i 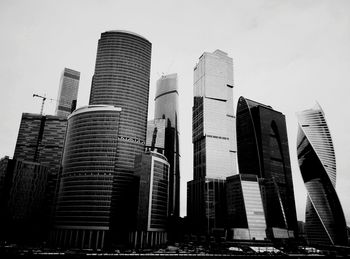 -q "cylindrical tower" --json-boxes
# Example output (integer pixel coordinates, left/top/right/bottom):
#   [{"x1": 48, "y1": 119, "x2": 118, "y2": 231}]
[
  {"x1": 89, "y1": 30, "x2": 151, "y2": 148},
  {"x1": 53, "y1": 105, "x2": 122, "y2": 250},
  {"x1": 154, "y1": 74, "x2": 180, "y2": 218},
  {"x1": 88, "y1": 30, "x2": 152, "y2": 245},
  {"x1": 154, "y1": 73, "x2": 179, "y2": 127}
]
